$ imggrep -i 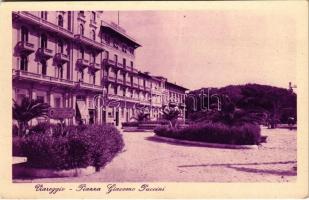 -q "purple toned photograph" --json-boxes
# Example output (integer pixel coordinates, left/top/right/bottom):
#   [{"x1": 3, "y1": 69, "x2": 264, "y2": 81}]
[{"x1": 12, "y1": 10, "x2": 297, "y2": 183}]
